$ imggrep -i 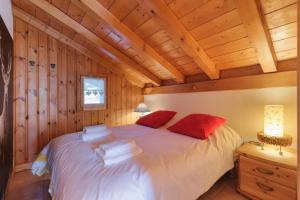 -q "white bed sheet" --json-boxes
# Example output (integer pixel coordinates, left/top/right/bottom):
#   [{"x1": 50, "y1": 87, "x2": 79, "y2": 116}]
[{"x1": 47, "y1": 124, "x2": 242, "y2": 200}]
